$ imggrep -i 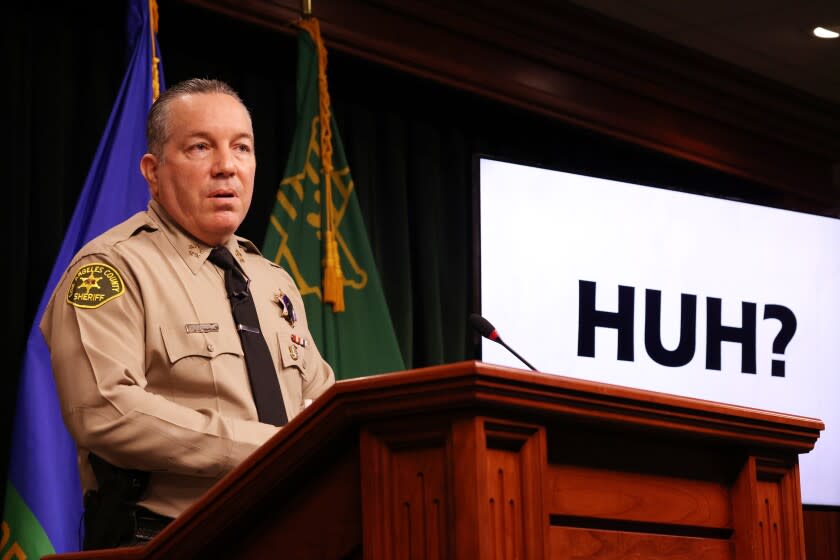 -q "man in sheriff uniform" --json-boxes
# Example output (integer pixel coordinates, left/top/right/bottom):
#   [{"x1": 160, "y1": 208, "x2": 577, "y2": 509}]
[{"x1": 40, "y1": 79, "x2": 335, "y2": 549}]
